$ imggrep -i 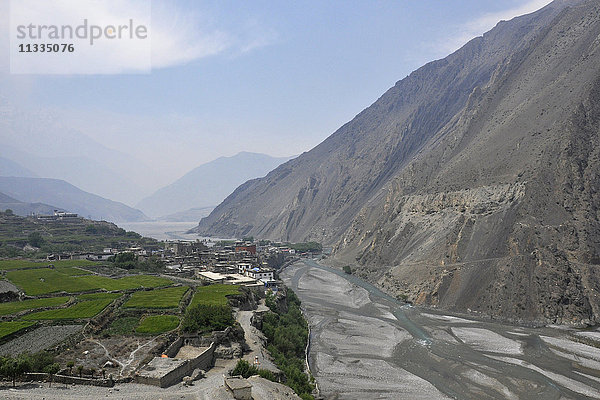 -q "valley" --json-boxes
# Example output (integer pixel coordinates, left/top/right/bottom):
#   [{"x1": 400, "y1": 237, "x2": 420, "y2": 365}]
[{"x1": 282, "y1": 259, "x2": 600, "y2": 399}]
